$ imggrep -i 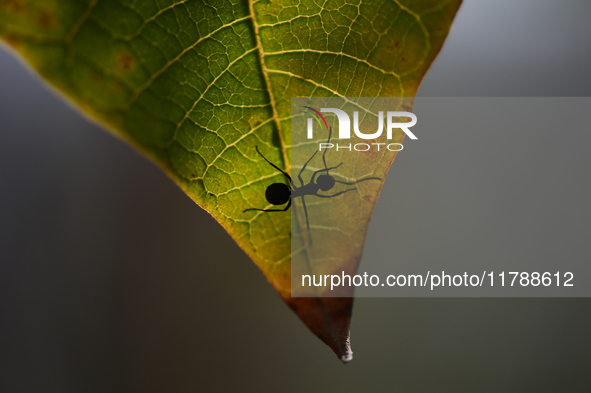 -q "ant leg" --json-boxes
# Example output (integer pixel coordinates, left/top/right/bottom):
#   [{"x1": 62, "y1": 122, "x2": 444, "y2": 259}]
[
  {"x1": 297, "y1": 196, "x2": 313, "y2": 244},
  {"x1": 243, "y1": 198, "x2": 291, "y2": 213},
  {"x1": 334, "y1": 177, "x2": 381, "y2": 185},
  {"x1": 255, "y1": 146, "x2": 293, "y2": 187},
  {"x1": 314, "y1": 189, "x2": 357, "y2": 198},
  {"x1": 322, "y1": 127, "x2": 333, "y2": 171},
  {"x1": 300, "y1": 196, "x2": 310, "y2": 231},
  {"x1": 298, "y1": 150, "x2": 318, "y2": 187},
  {"x1": 323, "y1": 163, "x2": 343, "y2": 172}
]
